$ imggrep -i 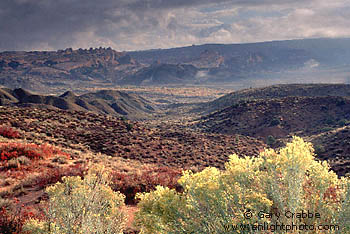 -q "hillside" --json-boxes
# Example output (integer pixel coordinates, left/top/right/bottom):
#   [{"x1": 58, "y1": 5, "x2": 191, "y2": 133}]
[
  {"x1": 1, "y1": 83, "x2": 350, "y2": 233},
  {"x1": 0, "y1": 88, "x2": 156, "y2": 119},
  {"x1": 195, "y1": 96, "x2": 350, "y2": 137},
  {"x1": 0, "y1": 106, "x2": 265, "y2": 170},
  {"x1": 192, "y1": 83, "x2": 350, "y2": 114},
  {"x1": 192, "y1": 92, "x2": 350, "y2": 176},
  {"x1": 308, "y1": 126, "x2": 350, "y2": 176}
]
